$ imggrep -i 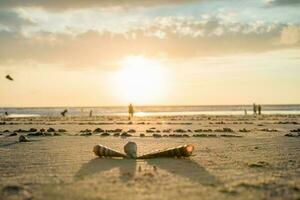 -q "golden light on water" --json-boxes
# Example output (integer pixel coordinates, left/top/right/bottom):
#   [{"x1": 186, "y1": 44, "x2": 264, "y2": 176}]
[{"x1": 114, "y1": 56, "x2": 167, "y2": 104}]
